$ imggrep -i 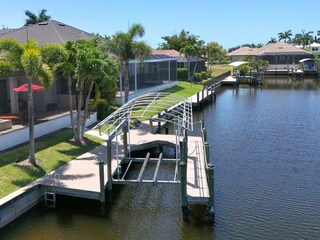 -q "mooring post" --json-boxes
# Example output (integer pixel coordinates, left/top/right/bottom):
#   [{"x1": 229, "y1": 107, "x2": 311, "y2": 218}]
[
  {"x1": 197, "y1": 92, "x2": 200, "y2": 111},
  {"x1": 202, "y1": 128, "x2": 207, "y2": 143},
  {"x1": 106, "y1": 139, "x2": 112, "y2": 192},
  {"x1": 202, "y1": 88, "x2": 205, "y2": 109},
  {"x1": 149, "y1": 118, "x2": 153, "y2": 133},
  {"x1": 123, "y1": 124, "x2": 128, "y2": 157},
  {"x1": 207, "y1": 163, "x2": 215, "y2": 211},
  {"x1": 204, "y1": 142, "x2": 210, "y2": 166},
  {"x1": 180, "y1": 160, "x2": 188, "y2": 220},
  {"x1": 180, "y1": 138, "x2": 188, "y2": 220},
  {"x1": 99, "y1": 160, "x2": 106, "y2": 215},
  {"x1": 200, "y1": 118, "x2": 204, "y2": 130},
  {"x1": 157, "y1": 113, "x2": 161, "y2": 133}
]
